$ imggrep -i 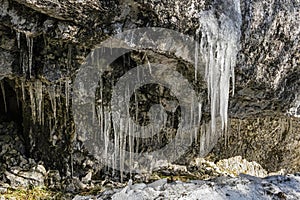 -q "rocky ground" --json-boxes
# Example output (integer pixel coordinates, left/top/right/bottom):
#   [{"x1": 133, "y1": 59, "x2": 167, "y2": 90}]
[
  {"x1": 73, "y1": 173, "x2": 300, "y2": 200},
  {"x1": 0, "y1": 118, "x2": 299, "y2": 200}
]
